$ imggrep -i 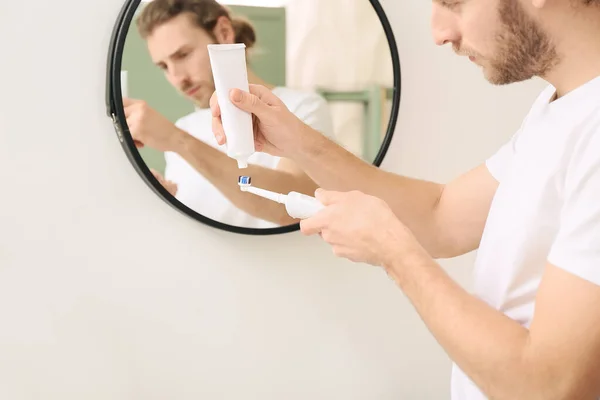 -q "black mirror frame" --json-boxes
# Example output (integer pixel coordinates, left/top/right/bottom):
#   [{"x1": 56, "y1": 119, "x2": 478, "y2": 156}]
[{"x1": 105, "y1": 0, "x2": 402, "y2": 236}]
